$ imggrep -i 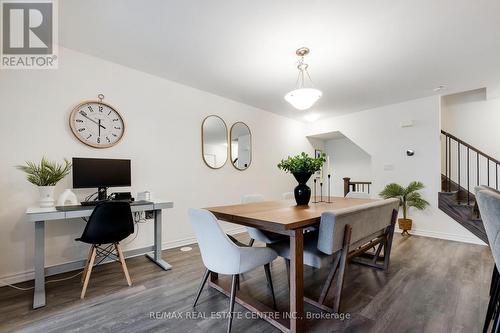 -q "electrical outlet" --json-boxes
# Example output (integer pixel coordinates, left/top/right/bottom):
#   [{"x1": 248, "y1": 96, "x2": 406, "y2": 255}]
[{"x1": 145, "y1": 211, "x2": 154, "y2": 219}]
